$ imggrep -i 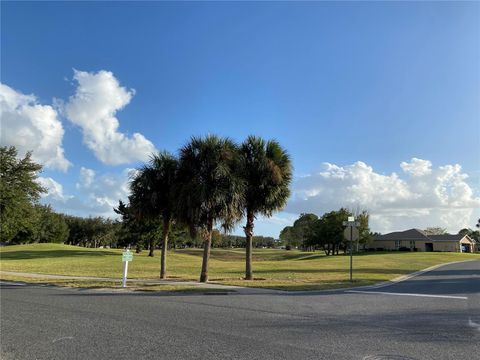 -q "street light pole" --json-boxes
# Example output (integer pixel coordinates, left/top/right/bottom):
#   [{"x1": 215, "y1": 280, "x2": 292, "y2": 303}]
[
  {"x1": 343, "y1": 216, "x2": 359, "y2": 283},
  {"x1": 350, "y1": 224, "x2": 353, "y2": 282}
]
